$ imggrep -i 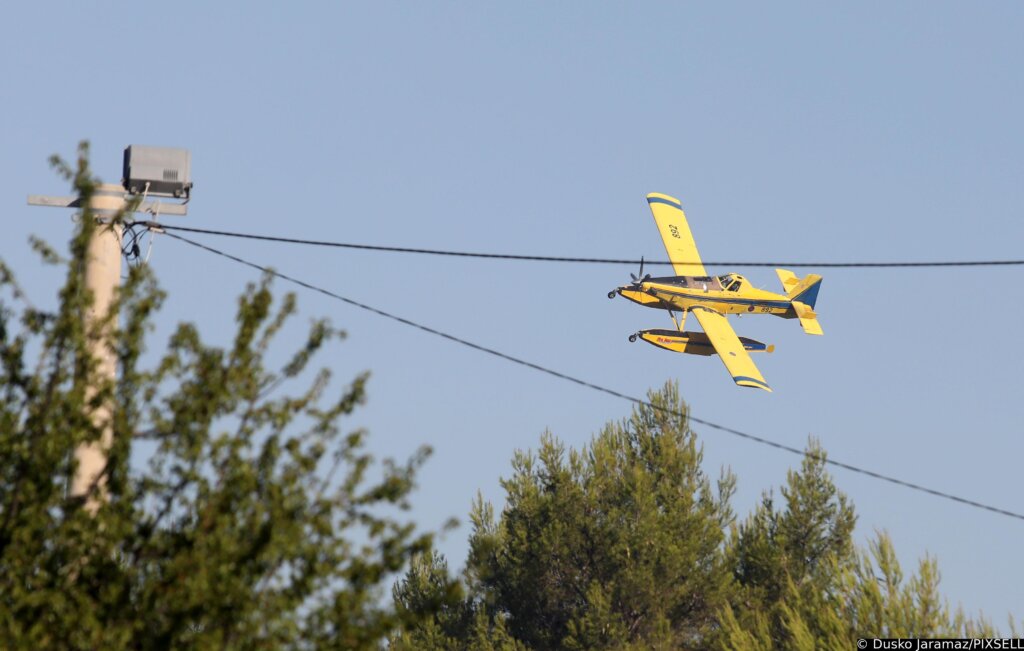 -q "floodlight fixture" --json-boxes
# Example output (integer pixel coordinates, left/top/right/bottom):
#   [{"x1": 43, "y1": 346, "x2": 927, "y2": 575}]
[{"x1": 122, "y1": 145, "x2": 193, "y2": 199}]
